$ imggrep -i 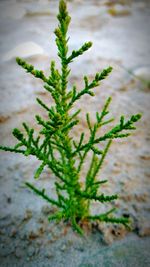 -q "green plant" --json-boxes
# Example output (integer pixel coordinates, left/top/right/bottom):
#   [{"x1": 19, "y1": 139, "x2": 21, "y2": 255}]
[{"x1": 0, "y1": 0, "x2": 141, "y2": 234}]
